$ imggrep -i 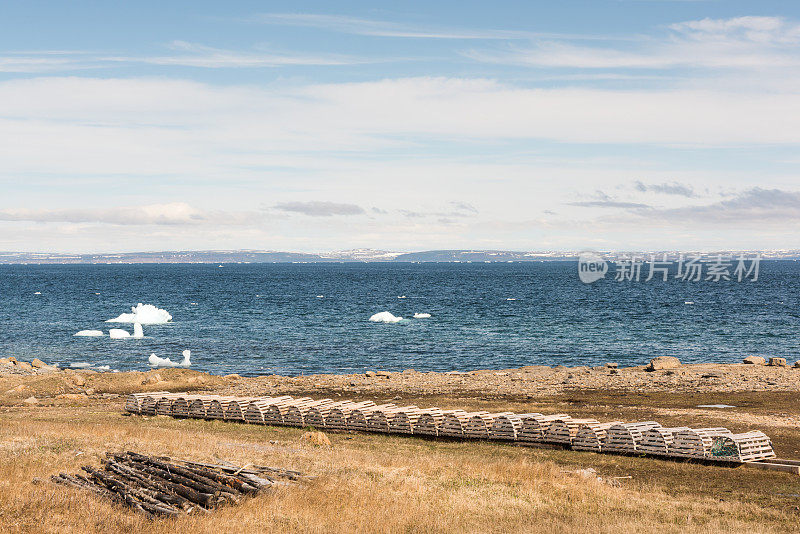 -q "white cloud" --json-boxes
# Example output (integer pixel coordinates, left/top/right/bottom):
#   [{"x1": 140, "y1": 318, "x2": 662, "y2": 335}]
[
  {"x1": 0, "y1": 203, "x2": 261, "y2": 226},
  {"x1": 250, "y1": 13, "x2": 537, "y2": 40},
  {"x1": 465, "y1": 16, "x2": 800, "y2": 70},
  {"x1": 273, "y1": 201, "x2": 365, "y2": 216}
]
